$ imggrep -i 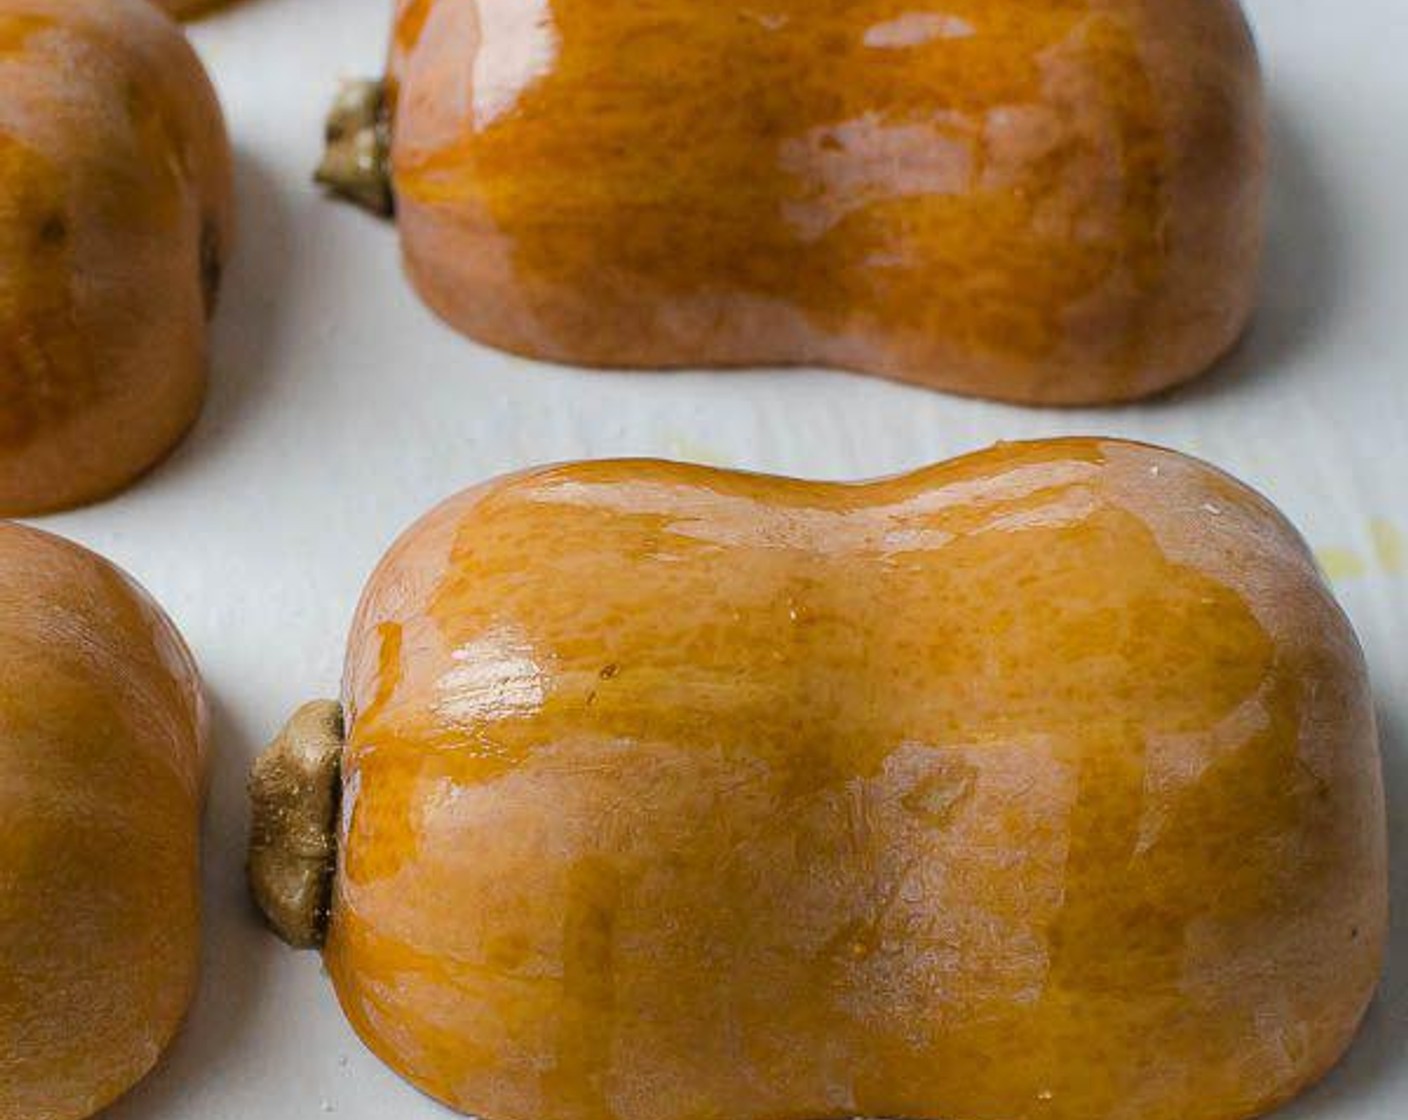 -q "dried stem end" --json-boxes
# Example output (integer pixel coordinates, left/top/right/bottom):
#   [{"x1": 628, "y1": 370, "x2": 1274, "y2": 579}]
[
  {"x1": 315, "y1": 78, "x2": 394, "y2": 217},
  {"x1": 248, "y1": 700, "x2": 345, "y2": 949}
]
